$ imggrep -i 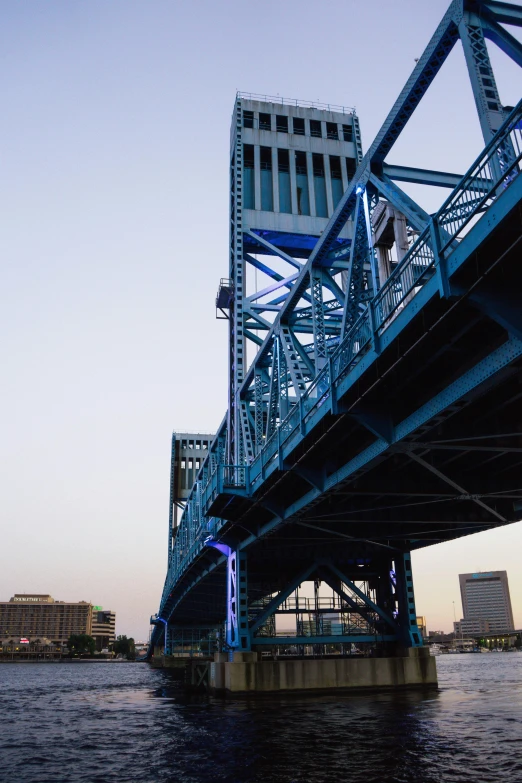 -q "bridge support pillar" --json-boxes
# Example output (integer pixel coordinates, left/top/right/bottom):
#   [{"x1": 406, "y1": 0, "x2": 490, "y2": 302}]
[
  {"x1": 209, "y1": 647, "x2": 436, "y2": 695},
  {"x1": 226, "y1": 549, "x2": 251, "y2": 652},
  {"x1": 394, "y1": 553, "x2": 422, "y2": 648}
]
